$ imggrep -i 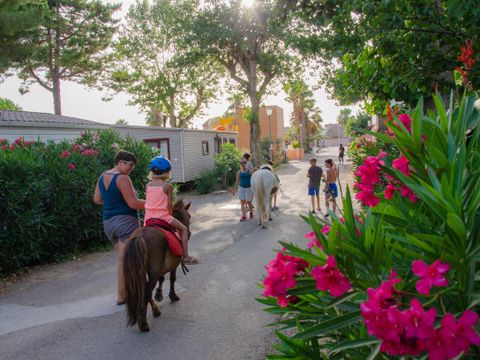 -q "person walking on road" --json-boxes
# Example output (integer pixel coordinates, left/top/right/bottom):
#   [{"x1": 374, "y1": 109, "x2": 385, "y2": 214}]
[
  {"x1": 307, "y1": 158, "x2": 324, "y2": 214},
  {"x1": 231, "y1": 158, "x2": 254, "y2": 221},
  {"x1": 144, "y1": 156, "x2": 198, "y2": 265},
  {"x1": 324, "y1": 159, "x2": 339, "y2": 217},
  {"x1": 93, "y1": 150, "x2": 145, "y2": 305},
  {"x1": 338, "y1": 144, "x2": 345, "y2": 164}
]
